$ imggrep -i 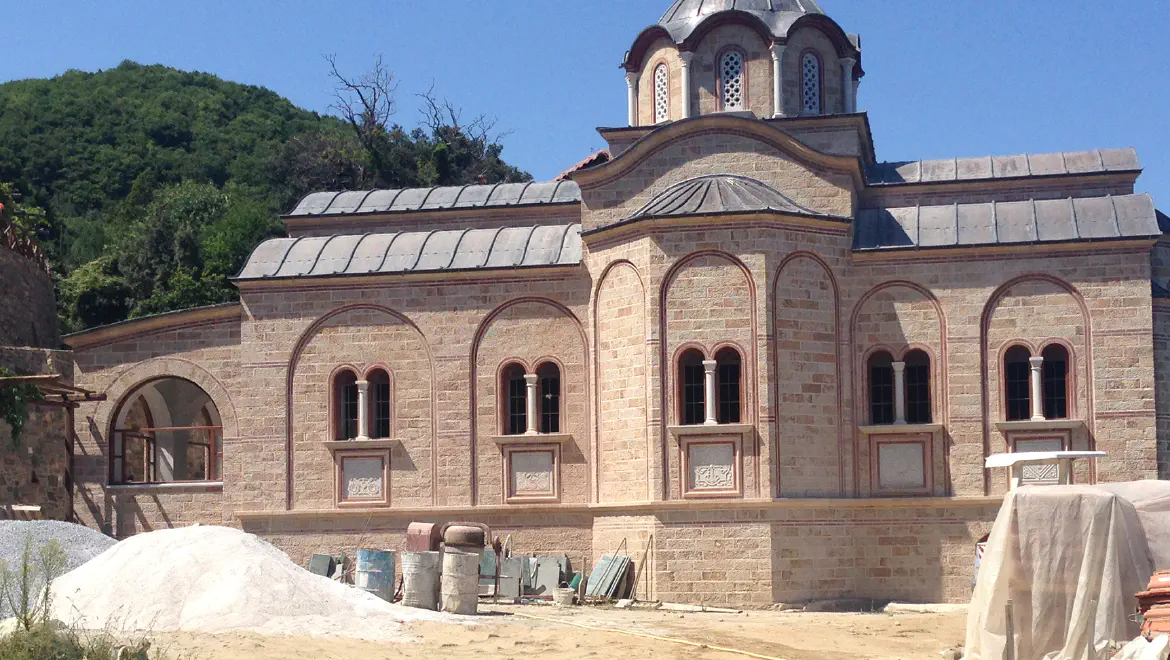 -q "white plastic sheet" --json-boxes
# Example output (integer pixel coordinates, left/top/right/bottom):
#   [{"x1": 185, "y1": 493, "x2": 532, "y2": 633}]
[{"x1": 964, "y1": 483, "x2": 1170, "y2": 660}]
